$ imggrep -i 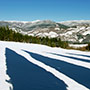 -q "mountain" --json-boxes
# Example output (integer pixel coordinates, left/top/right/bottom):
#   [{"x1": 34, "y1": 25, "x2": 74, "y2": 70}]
[
  {"x1": 60, "y1": 20, "x2": 90, "y2": 26},
  {"x1": 59, "y1": 20, "x2": 90, "y2": 43},
  {"x1": 0, "y1": 20, "x2": 90, "y2": 43}
]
